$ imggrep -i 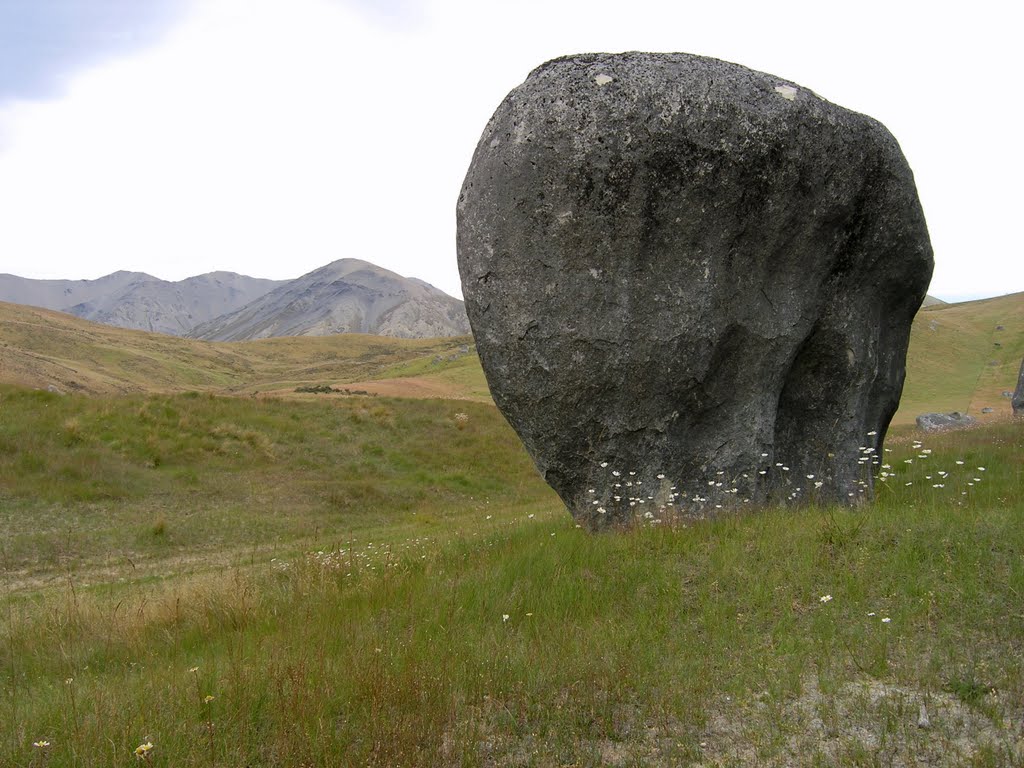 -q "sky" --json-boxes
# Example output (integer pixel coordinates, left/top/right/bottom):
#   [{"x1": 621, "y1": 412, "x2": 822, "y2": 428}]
[{"x1": 0, "y1": 0, "x2": 1019, "y2": 303}]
